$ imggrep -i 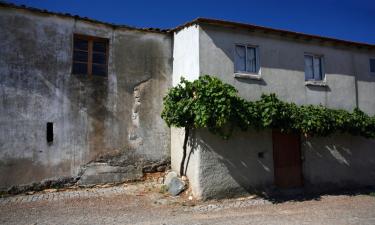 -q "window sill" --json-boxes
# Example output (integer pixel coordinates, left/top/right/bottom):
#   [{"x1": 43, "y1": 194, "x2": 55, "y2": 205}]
[
  {"x1": 234, "y1": 73, "x2": 262, "y2": 80},
  {"x1": 305, "y1": 80, "x2": 328, "y2": 87}
]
